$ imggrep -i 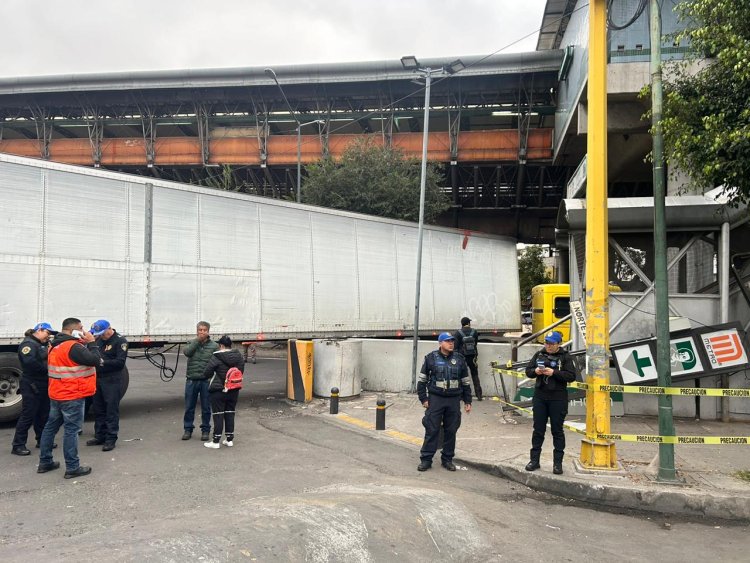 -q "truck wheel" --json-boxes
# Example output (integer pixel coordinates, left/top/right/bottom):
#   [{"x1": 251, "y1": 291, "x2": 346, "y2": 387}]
[
  {"x1": 0, "y1": 352, "x2": 23, "y2": 423},
  {"x1": 86, "y1": 367, "x2": 130, "y2": 418},
  {"x1": 120, "y1": 367, "x2": 130, "y2": 399}
]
